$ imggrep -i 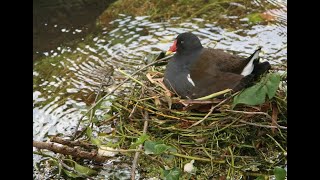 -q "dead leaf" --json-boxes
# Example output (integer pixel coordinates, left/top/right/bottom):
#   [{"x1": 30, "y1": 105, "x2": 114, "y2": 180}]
[
  {"x1": 261, "y1": 11, "x2": 276, "y2": 21},
  {"x1": 146, "y1": 73, "x2": 156, "y2": 84},
  {"x1": 149, "y1": 91, "x2": 161, "y2": 107},
  {"x1": 164, "y1": 93, "x2": 172, "y2": 109},
  {"x1": 158, "y1": 78, "x2": 174, "y2": 97}
]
